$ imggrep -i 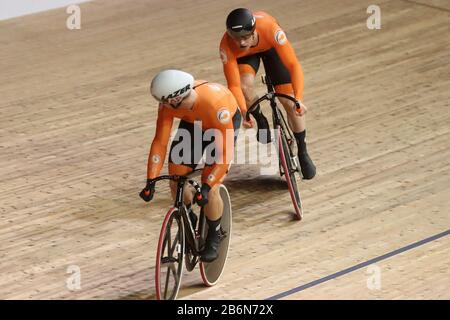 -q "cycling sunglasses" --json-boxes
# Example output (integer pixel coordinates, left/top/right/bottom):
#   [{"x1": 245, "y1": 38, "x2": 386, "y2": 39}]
[
  {"x1": 227, "y1": 18, "x2": 256, "y2": 38},
  {"x1": 161, "y1": 91, "x2": 191, "y2": 109}
]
